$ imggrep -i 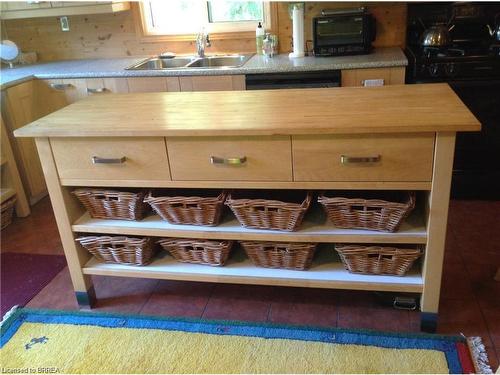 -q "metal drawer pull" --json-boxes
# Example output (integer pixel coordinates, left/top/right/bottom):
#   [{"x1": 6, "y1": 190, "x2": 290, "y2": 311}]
[
  {"x1": 87, "y1": 87, "x2": 108, "y2": 94},
  {"x1": 210, "y1": 156, "x2": 247, "y2": 165},
  {"x1": 341, "y1": 155, "x2": 381, "y2": 164},
  {"x1": 50, "y1": 83, "x2": 74, "y2": 91},
  {"x1": 92, "y1": 156, "x2": 126, "y2": 164}
]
